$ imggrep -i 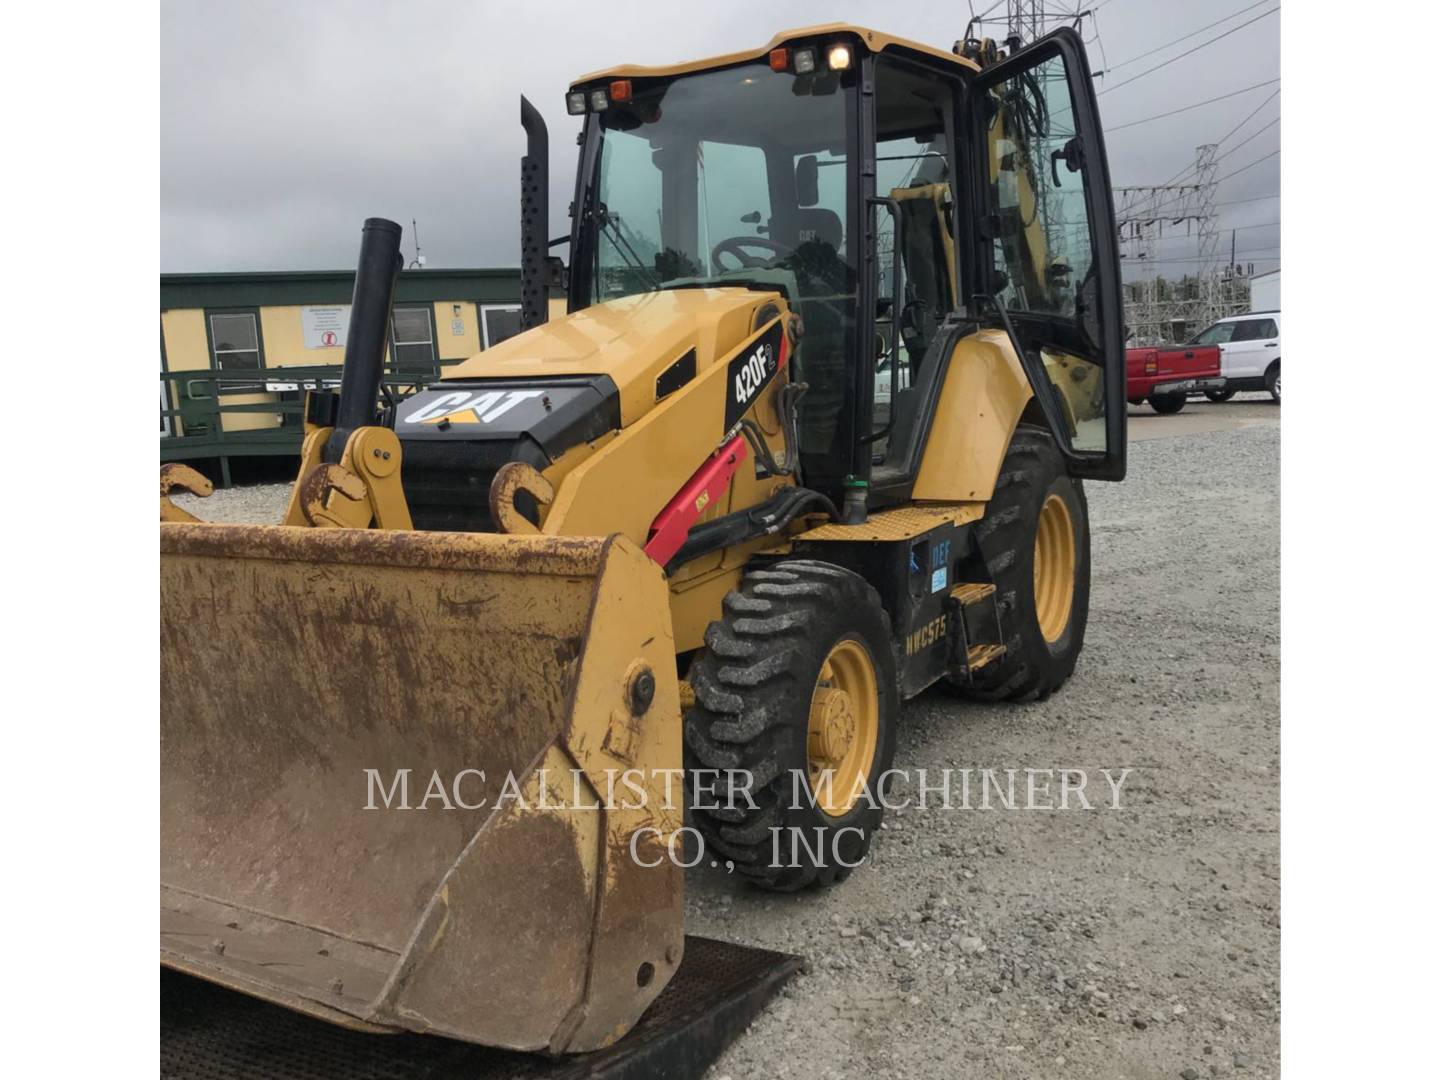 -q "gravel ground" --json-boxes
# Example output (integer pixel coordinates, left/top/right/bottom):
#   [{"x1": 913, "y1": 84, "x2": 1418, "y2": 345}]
[
  {"x1": 173, "y1": 397, "x2": 1280, "y2": 1080},
  {"x1": 700, "y1": 399, "x2": 1280, "y2": 1080}
]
